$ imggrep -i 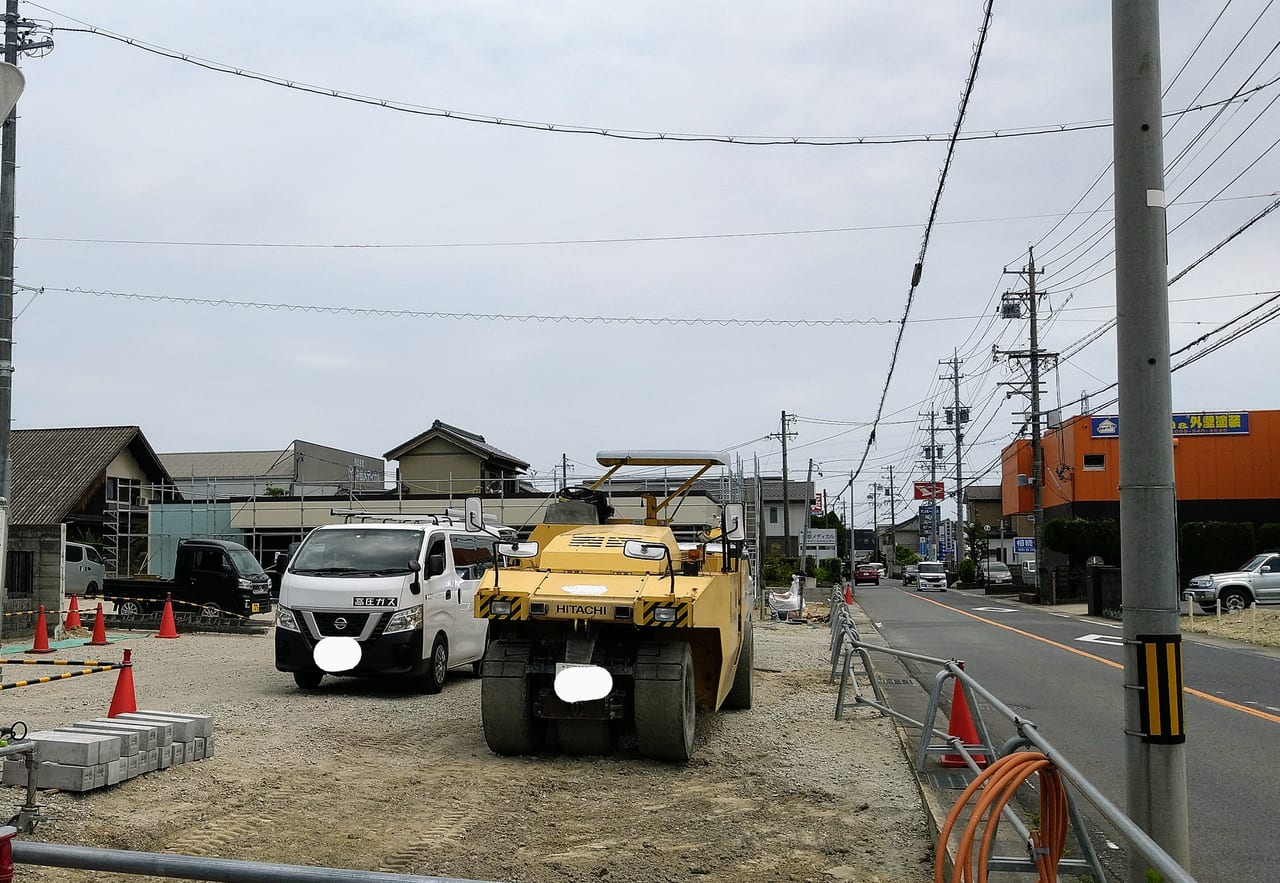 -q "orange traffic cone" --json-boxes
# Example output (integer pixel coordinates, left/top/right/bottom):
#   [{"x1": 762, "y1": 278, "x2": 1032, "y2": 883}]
[
  {"x1": 25, "y1": 605, "x2": 56, "y2": 654},
  {"x1": 86, "y1": 602, "x2": 111, "y2": 647},
  {"x1": 844, "y1": 582, "x2": 854, "y2": 605},
  {"x1": 65, "y1": 593, "x2": 82, "y2": 629},
  {"x1": 107, "y1": 649, "x2": 137, "y2": 717},
  {"x1": 155, "y1": 593, "x2": 180, "y2": 639},
  {"x1": 941, "y1": 662, "x2": 988, "y2": 769}
]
